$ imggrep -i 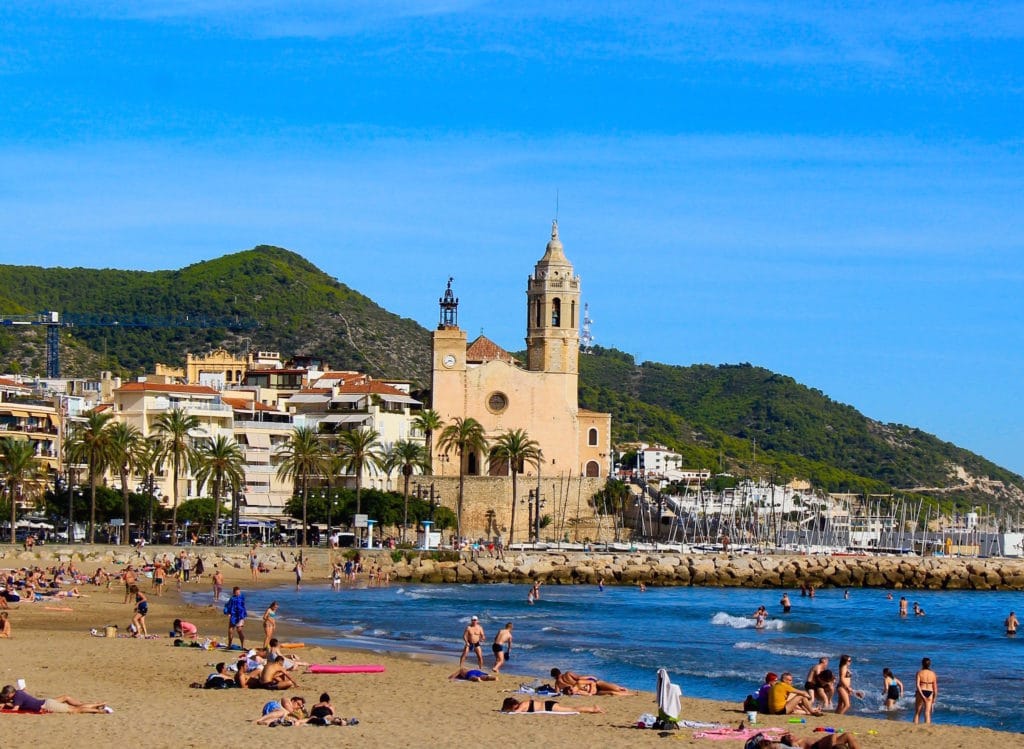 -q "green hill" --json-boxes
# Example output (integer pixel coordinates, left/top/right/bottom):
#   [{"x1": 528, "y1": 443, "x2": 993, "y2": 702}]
[
  {"x1": 0, "y1": 245, "x2": 431, "y2": 384},
  {"x1": 579, "y1": 347, "x2": 1024, "y2": 511},
  {"x1": 2, "y1": 246, "x2": 1020, "y2": 513}
]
